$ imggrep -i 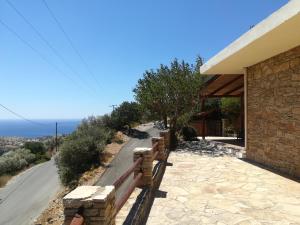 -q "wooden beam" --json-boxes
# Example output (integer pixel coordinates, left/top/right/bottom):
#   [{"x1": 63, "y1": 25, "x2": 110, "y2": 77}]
[
  {"x1": 223, "y1": 84, "x2": 244, "y2": 96},
  {"x1": 209, "y1": 75, "x2": 243, "y2": 96},
  {"x1": 204, "y1": 75, "x2": 221, "y2": 86},
  {"x1": 203, "y1": 94, "x2": 243, "y2": 98},
  {"x1": 200, "y1": 75, "x2": 221, "y2": 96}
]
